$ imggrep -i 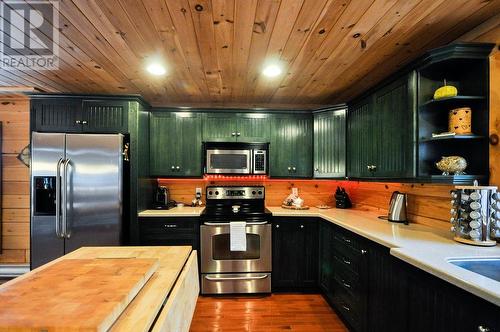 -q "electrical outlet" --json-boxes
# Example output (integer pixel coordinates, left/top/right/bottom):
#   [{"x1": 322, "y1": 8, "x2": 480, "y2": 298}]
[
  {"x1": 292, "y1": 187, "x2": 298, "y2": 196},
  {"x1": 196, "y1": 187, "x2": 202, "y2": 199}
]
